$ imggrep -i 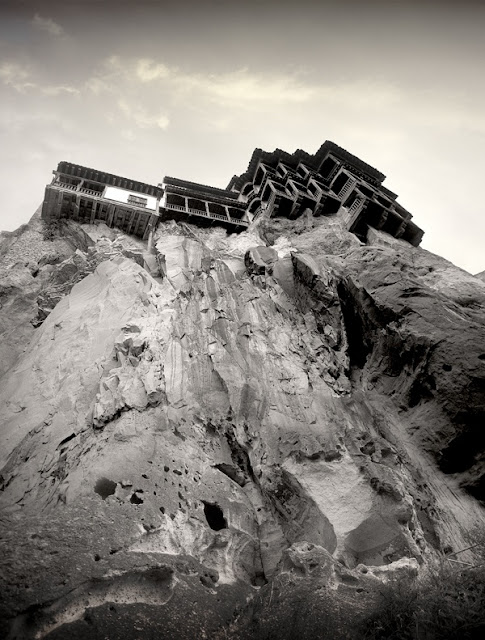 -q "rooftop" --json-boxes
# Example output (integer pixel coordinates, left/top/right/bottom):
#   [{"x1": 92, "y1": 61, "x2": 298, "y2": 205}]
[{"x1": 227, "y1": 140, "x2": 385, "y2": 191}]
